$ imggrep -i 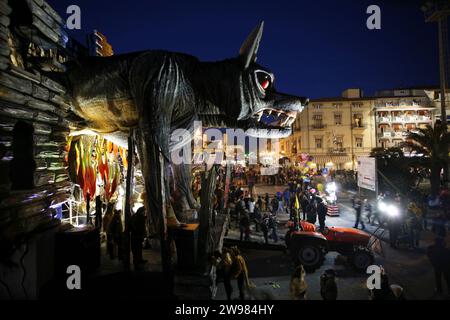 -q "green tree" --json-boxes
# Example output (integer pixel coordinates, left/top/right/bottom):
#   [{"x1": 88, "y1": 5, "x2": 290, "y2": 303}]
[{"x1": 402, "y1": 123, "x2": 450, "y2": 196}]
